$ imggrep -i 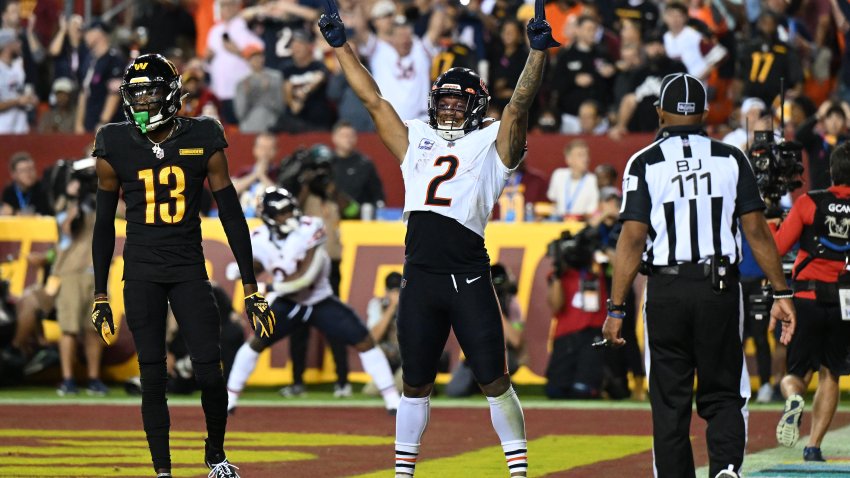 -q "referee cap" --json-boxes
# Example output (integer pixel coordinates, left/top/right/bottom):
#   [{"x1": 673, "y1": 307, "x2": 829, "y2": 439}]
[{"x1": 655, "y1": 73, "x2": 707, "y2": 116}]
